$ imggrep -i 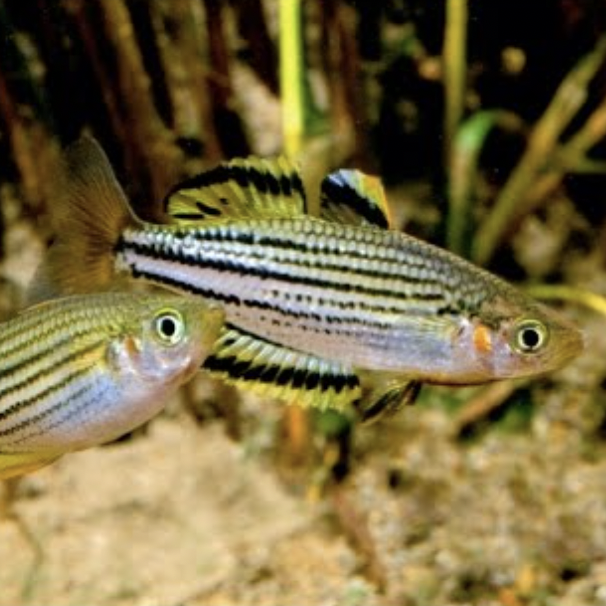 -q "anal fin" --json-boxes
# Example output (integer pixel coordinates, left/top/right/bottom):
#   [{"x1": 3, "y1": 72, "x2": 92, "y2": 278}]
[{"x1": 202, "y1": 325, "x2": 362, "y2": 411}]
